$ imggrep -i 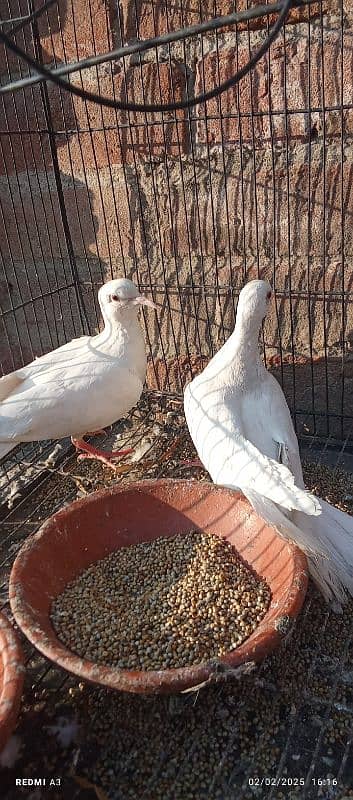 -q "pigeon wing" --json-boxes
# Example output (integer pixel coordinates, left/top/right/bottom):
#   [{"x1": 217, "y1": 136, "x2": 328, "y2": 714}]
[
  {"x1": 0, "y1": 332, "x2": 142, "y2": 443},
  {"x1": 184, "y1": 380, "x2": 320, "y2": 517},
  {"x1": 262, "y1": 371, "x2": 305, "y2": 487},
  {"x1": 0, "y1": 371, "x2": 26, "y2": 402},
  {"x1": 208, "y1": 424, "x2": 320, "y2": 516},
  {"x1": 0, "y1": 334, "x2": 91, "y2": 402}
]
